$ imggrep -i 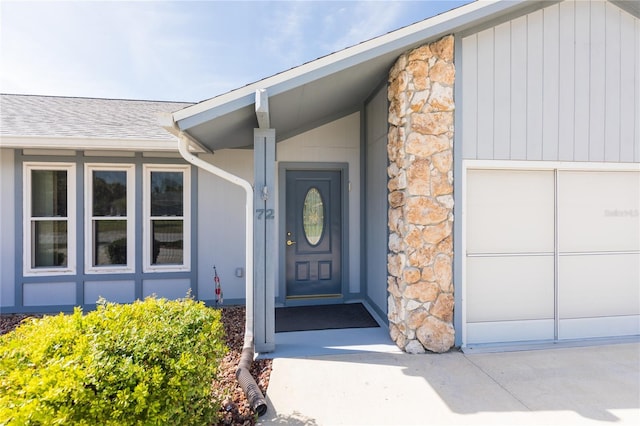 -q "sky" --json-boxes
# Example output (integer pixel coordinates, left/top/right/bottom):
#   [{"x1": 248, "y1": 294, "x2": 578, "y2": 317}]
[{"x1": 1, "y1": 0, "x2": 472, "y2": 103}]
